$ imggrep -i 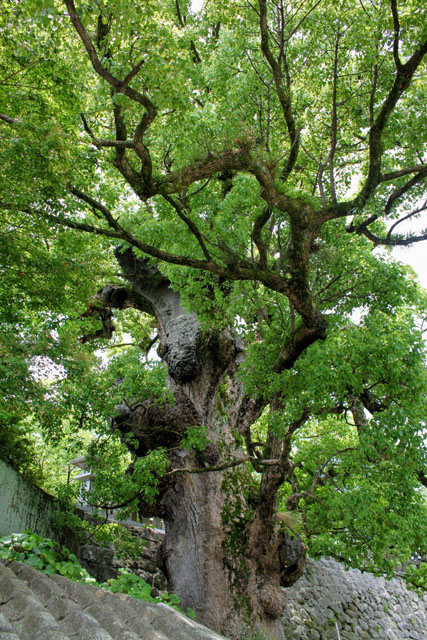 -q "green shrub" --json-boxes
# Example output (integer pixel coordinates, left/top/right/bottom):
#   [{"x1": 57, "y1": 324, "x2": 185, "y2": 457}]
[
  {"x1": 404, "y1": 562, "x2": 427, "y2": 595},
  {"x1": 0, "y1": 530, "x2": 96, "y2": 583},
  {"x1": 102, "y1": 568, "x2": 195, "y2": 618}
]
